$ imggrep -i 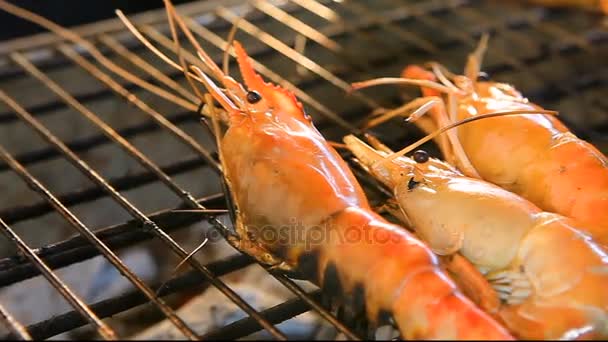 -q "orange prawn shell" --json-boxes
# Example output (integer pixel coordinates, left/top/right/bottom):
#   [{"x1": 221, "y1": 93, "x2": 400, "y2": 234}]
[
  {"x1": 458, "y1": 83, "x2": 608, "y2": 237},
  {"x1": 219, "y1": 45, "x2": 513, "y2": 340},
  {"x1": 222, "y1": 42, "x2": 371, "y2": 253},
  {"x1": 404, "y1": 64, "x2": 608, "y2": 238}
]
